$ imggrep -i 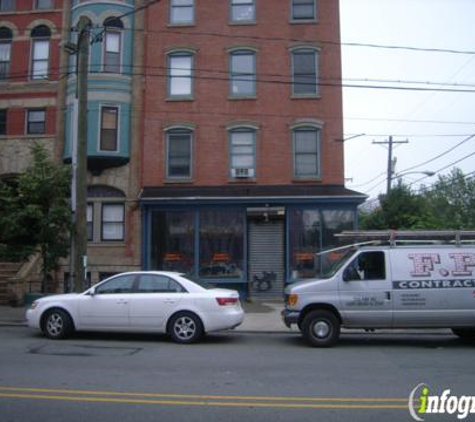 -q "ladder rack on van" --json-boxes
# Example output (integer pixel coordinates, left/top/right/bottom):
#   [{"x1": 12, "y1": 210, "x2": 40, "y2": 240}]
[{"x1": 335, "y1": 230, "x2": 475, "y2": 246}]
